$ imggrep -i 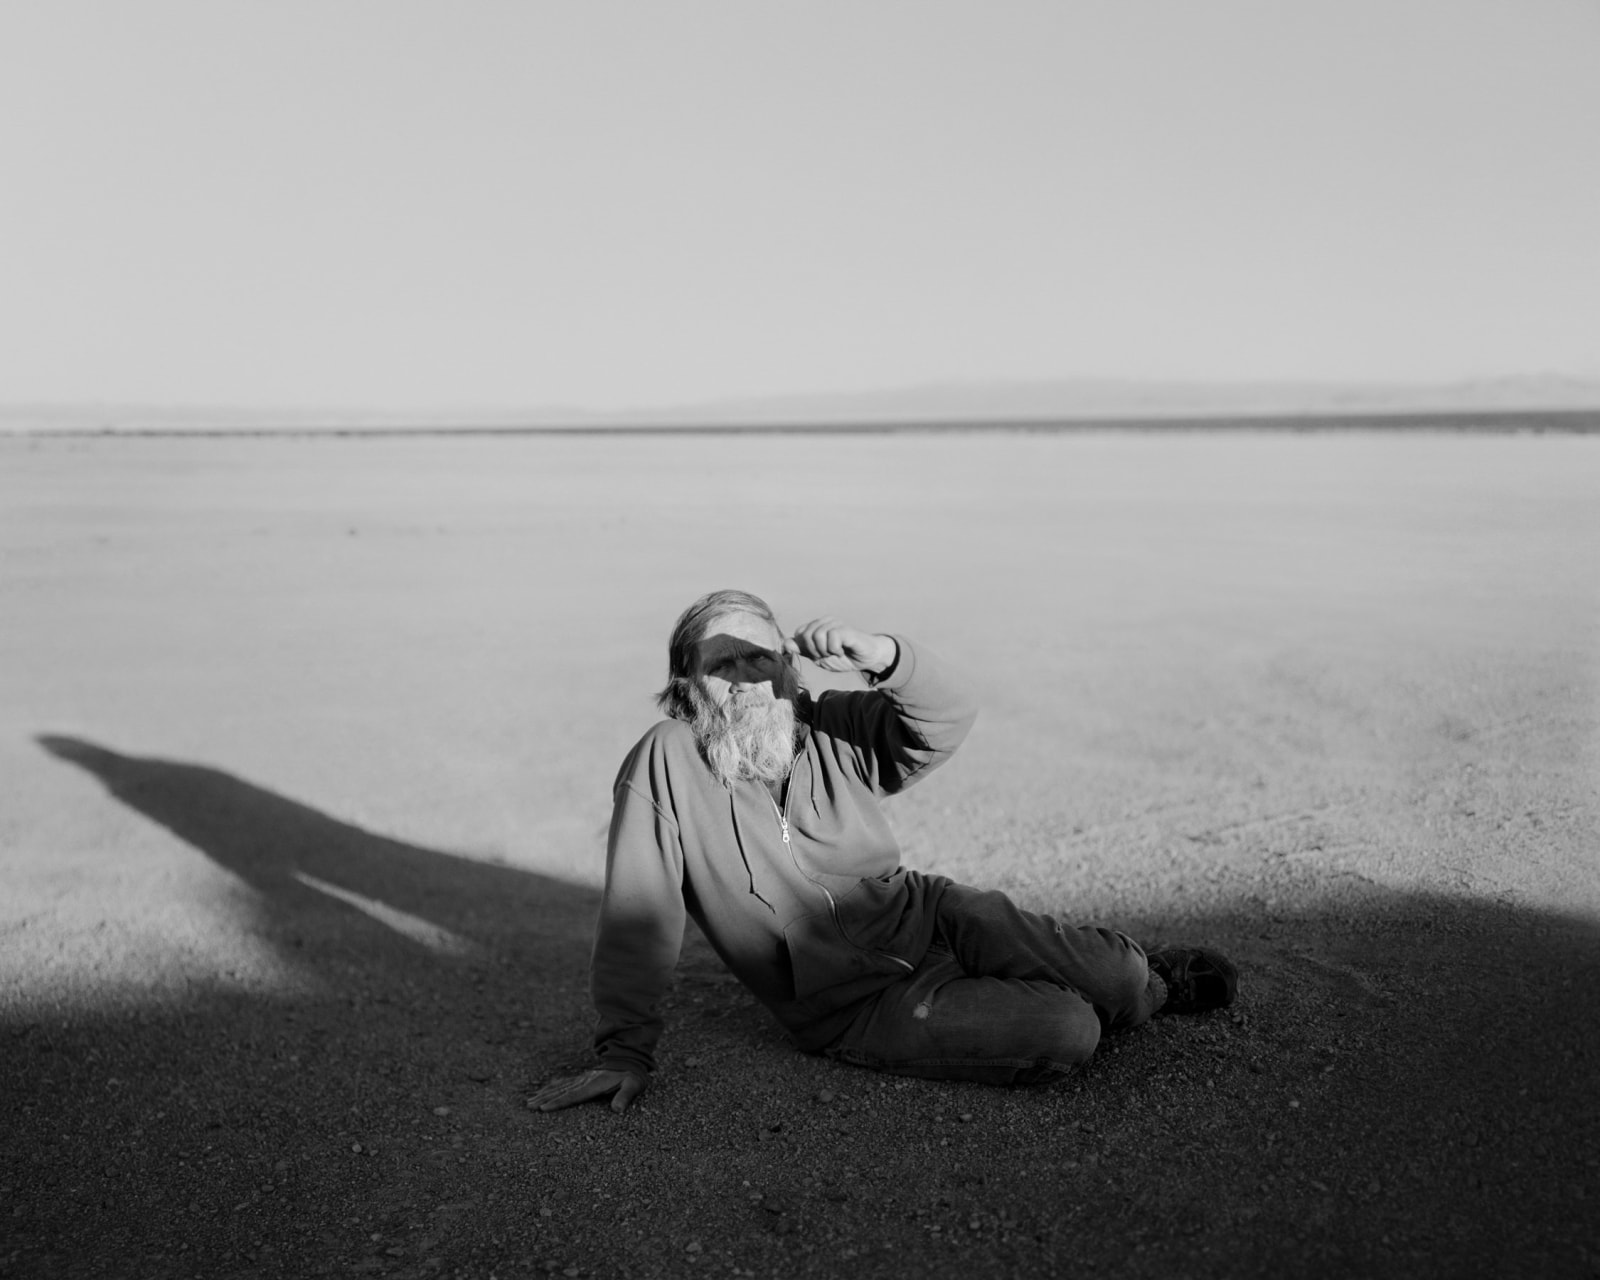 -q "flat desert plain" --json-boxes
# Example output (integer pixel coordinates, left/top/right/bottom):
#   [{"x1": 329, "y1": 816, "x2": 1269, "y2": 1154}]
[{"x1": 2, "y1": 429, "x2": 1598, "y2": 1279}]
